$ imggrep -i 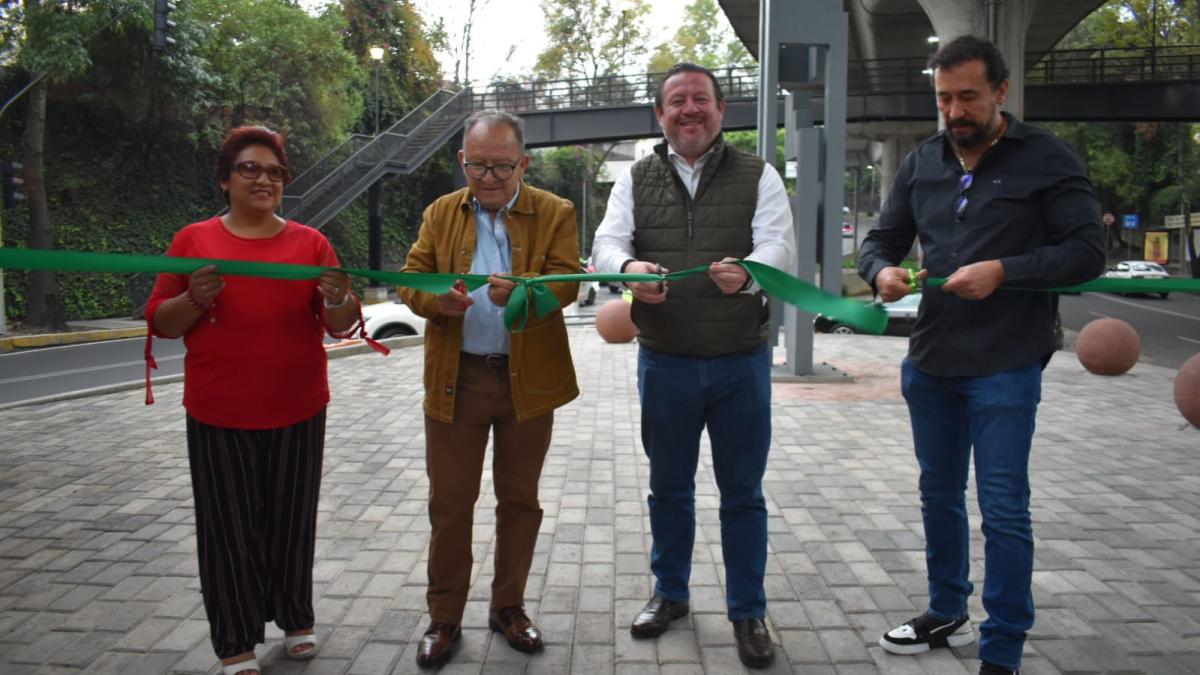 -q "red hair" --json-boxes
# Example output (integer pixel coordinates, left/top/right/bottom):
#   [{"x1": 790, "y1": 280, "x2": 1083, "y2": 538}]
[{"x1": 216, "y1": 125, "x2": 291, "y2": 185}]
